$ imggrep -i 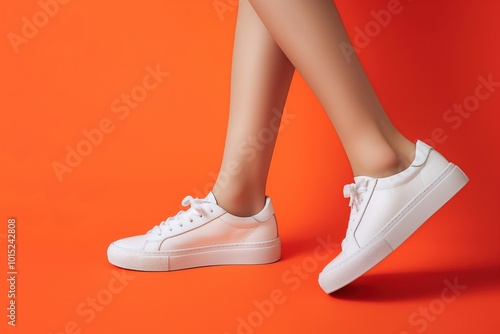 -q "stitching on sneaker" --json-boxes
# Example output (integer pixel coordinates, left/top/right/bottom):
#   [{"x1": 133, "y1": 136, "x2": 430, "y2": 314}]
[
  {"x1": 323, "y1": 163, "x2": 454, "y2": 273},
  {"x1": 112, "y1": 239, "x2": 280, "y2": 255}
]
